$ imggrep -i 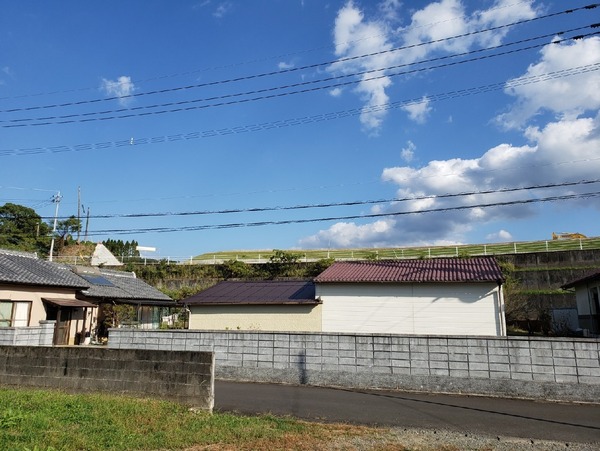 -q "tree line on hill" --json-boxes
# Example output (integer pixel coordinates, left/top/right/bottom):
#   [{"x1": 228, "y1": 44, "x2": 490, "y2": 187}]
[
  {"x1": 0, "y1": 202, "x2": 141, "y2": 261},
  {"x1": 0, "y1": 203, "x2": 81, "y2": 256}
]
